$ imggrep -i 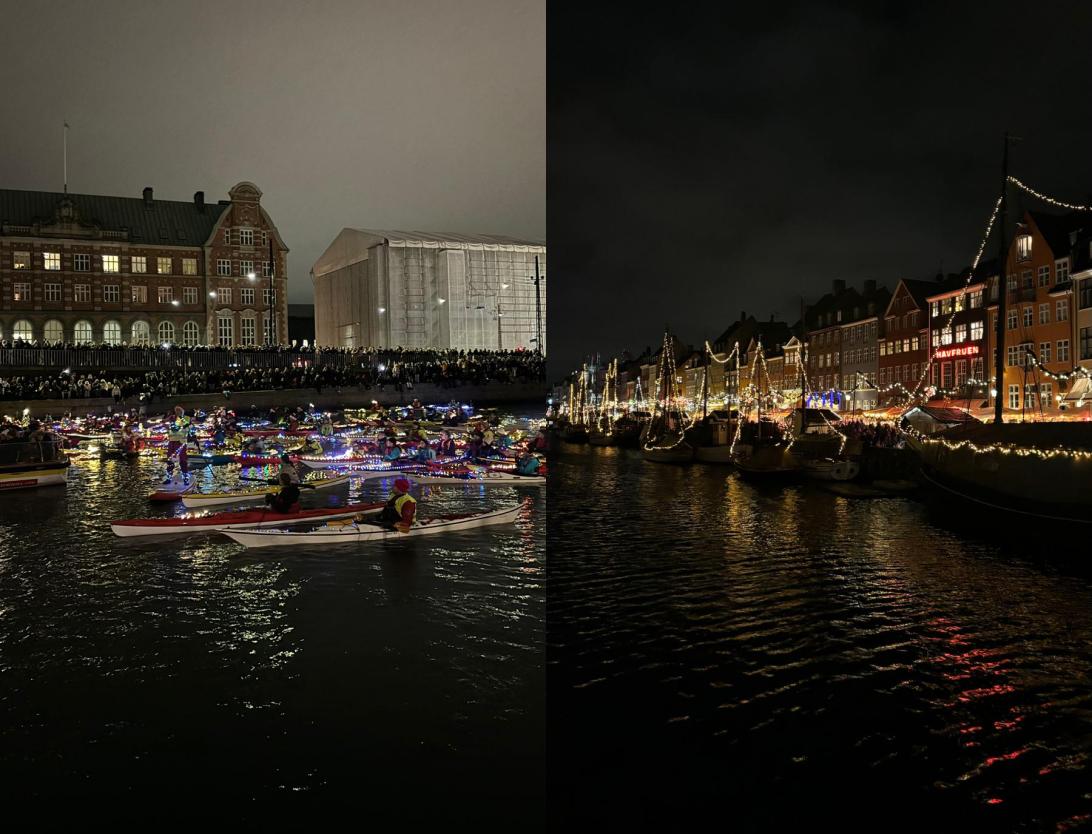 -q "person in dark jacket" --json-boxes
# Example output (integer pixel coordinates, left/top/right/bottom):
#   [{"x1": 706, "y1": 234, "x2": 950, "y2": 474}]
[{"x1": 264, "y1": 472, "x2": 301, "y2": 513}]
